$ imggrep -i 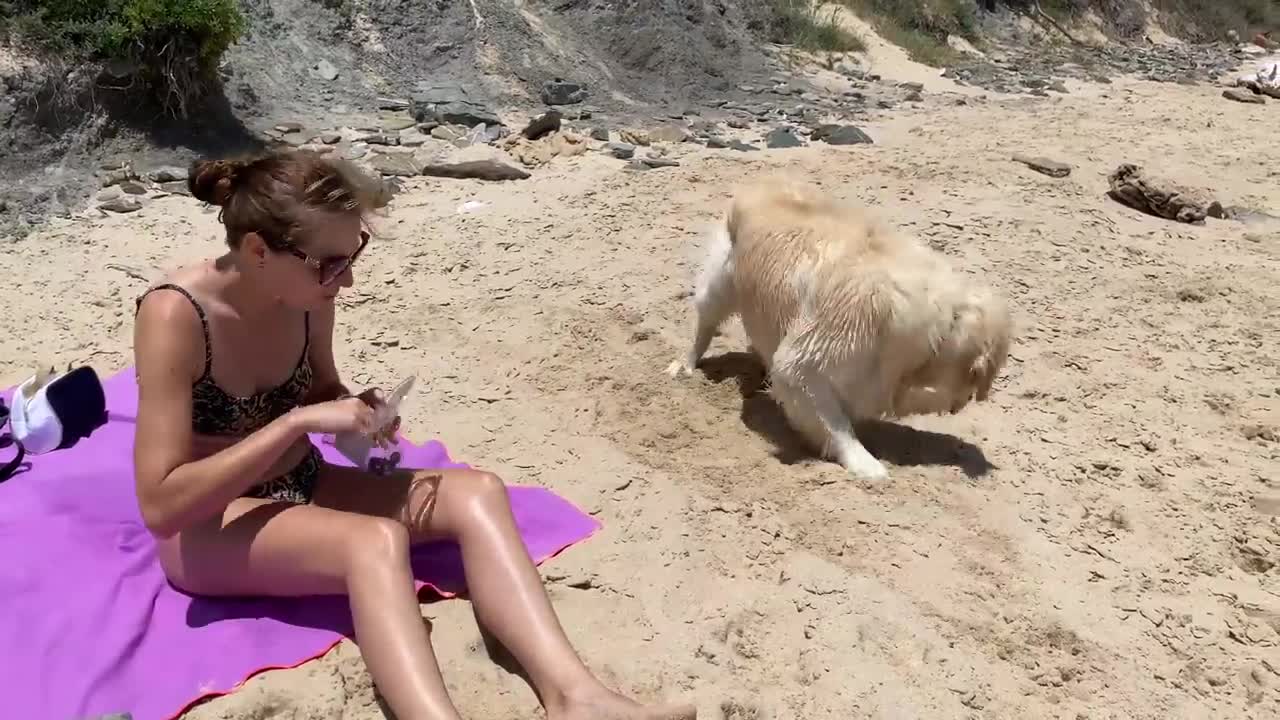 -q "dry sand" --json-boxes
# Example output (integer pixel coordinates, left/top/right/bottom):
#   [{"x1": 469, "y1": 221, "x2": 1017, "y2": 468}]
[{"x1": 3, "y1": 55, "x2": 1280, "y2": 720}]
